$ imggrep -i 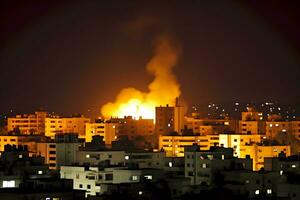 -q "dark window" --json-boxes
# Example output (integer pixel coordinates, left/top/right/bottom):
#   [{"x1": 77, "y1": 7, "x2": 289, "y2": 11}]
[
  {"x1": 49, "y1": 144, "x2": 56, "y2": 148},
  {"x1": 49, "y1": 157, "x2": 56, "y2": 161},
  {"x1": 105, "y1": 174, "x2": 113, "y2": 180},
  {"x1": 87, "y1": 185, "x2": 91, "y2": 189},
  {"x1": 79, "y1": 184, "x2": 83, "y2": 188},
  {"x1": 49, "y1": 151, "x2": 56, "y2": 154}
]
